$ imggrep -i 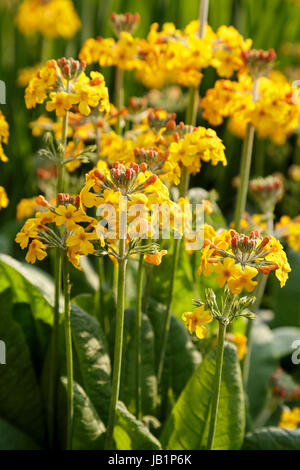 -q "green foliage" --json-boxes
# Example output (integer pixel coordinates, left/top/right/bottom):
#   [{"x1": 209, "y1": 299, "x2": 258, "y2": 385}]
[
  {"x1": 114, "y1": 402, "x2": 161, "y2": 450},
  {"x1": 244, "y1": 427, "x2": 300, "y2": 450},
  {"x1": 161, "y1": 342, "x2": 245, "y2": 450}
]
